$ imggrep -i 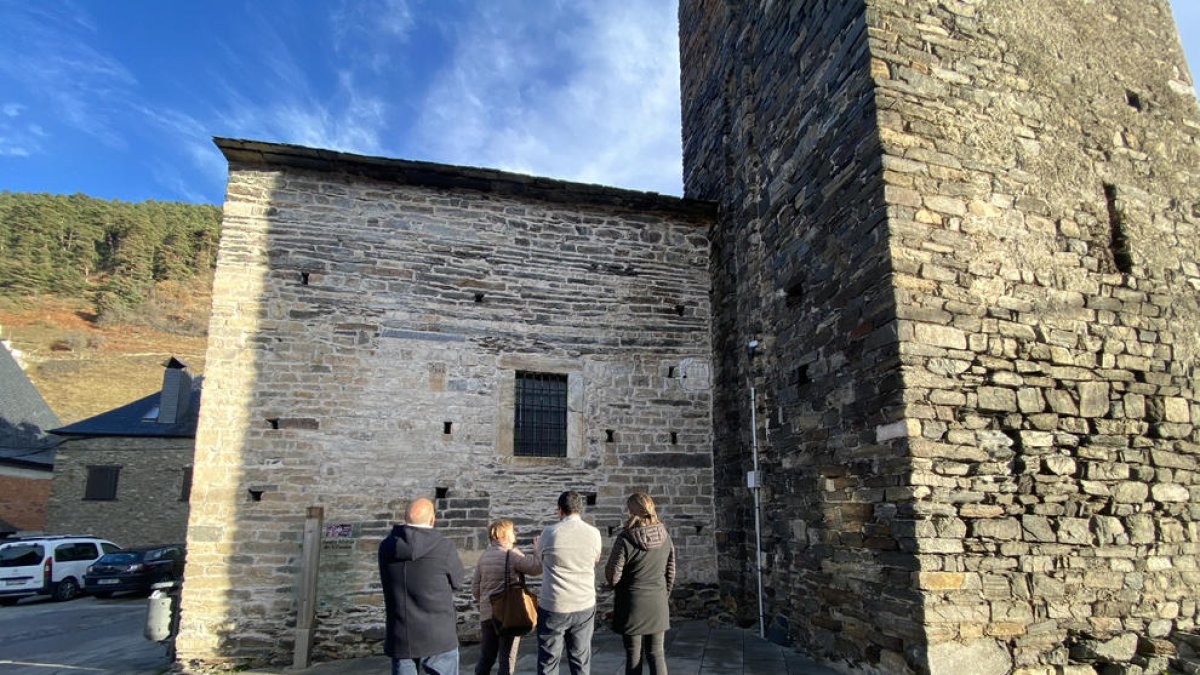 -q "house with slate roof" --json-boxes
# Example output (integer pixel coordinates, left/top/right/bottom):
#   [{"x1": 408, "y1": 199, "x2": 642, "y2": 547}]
[
  {"x1": 0, "y1": 341, "x2": 62, "y2": 535},
  {"x1": 44, "y1": 357, "x2": 200, "y2": 548}
]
